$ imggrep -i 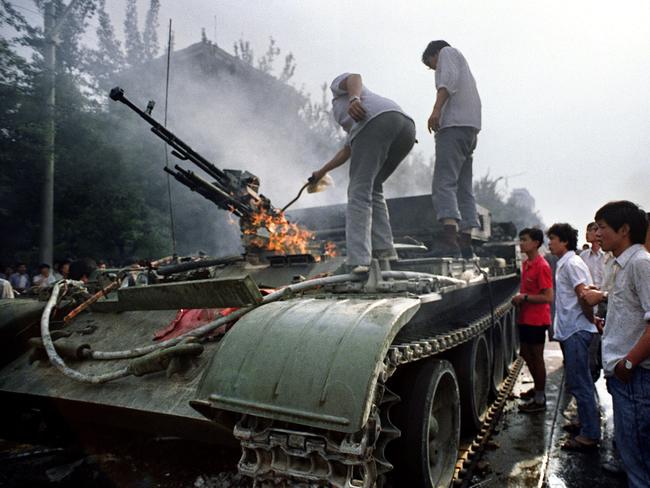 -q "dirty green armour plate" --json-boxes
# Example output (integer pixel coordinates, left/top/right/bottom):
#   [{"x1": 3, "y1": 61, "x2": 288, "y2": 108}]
[{"x1": 195, "y1": 297, "x2": 420, "y2": 433}]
